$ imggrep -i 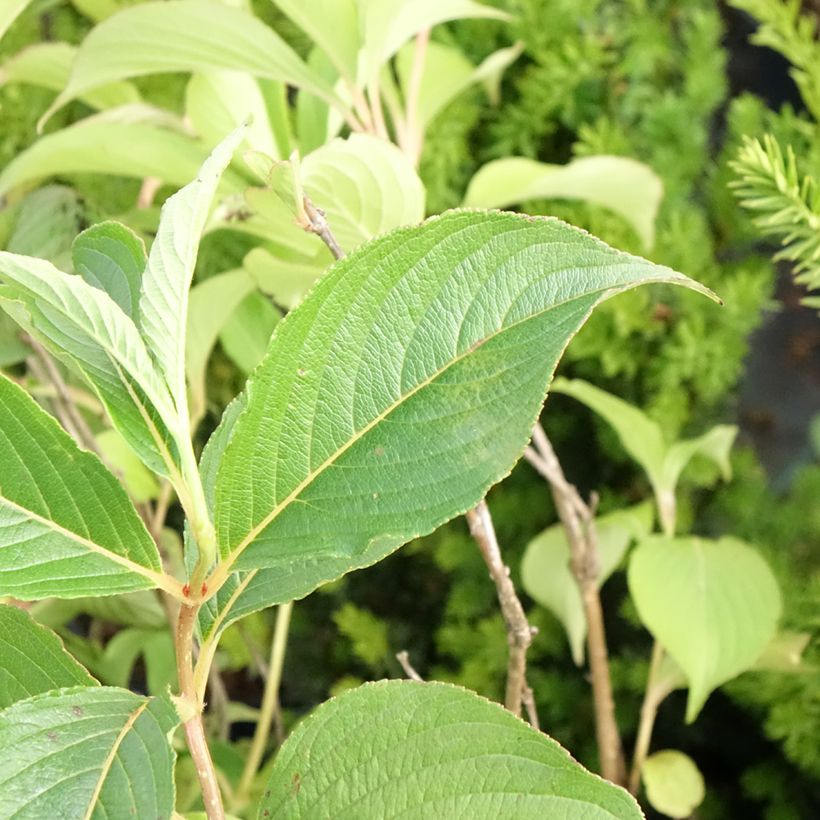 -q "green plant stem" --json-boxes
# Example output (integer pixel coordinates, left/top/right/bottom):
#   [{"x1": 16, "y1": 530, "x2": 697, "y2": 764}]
[
  {"x1": 233, "y1": 601, "x2": 294, "y2": 810},
  {"x1": 629, "y1": 640, "x2": 666, "y2": 795},
  {"x1": 402, "y1": 27, "x2": 431, "y2": 166},
  {"x1": 175, "y1": 603, "x2": 225, "y2": 820}
]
